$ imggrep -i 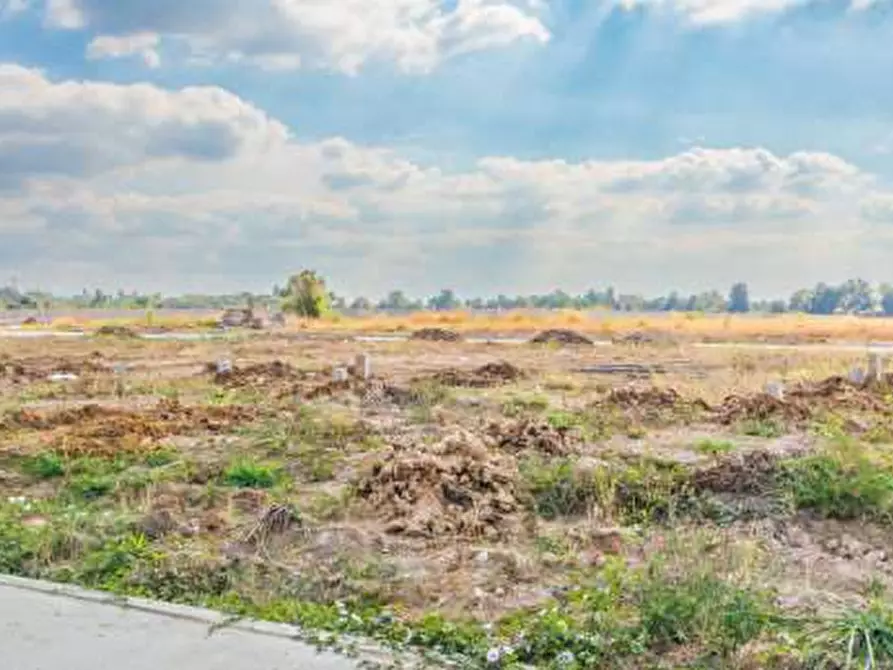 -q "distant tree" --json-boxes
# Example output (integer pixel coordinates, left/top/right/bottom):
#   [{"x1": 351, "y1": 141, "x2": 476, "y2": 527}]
[
  {"x1": 427, "y1": 289, "x2": 460, "y2": 311},
  {"x1": 728, "y1": 282, "x2": 750, "y2": 313},
  {"x1": 279, "y1": 270, "x2": 331, "y2": 318},
  {"x1": 379, "y1": 290, "x2": 413, "y2": 311},
  {"x1": 350, "y1": 297, "x2": 373, "y2": 311}
]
